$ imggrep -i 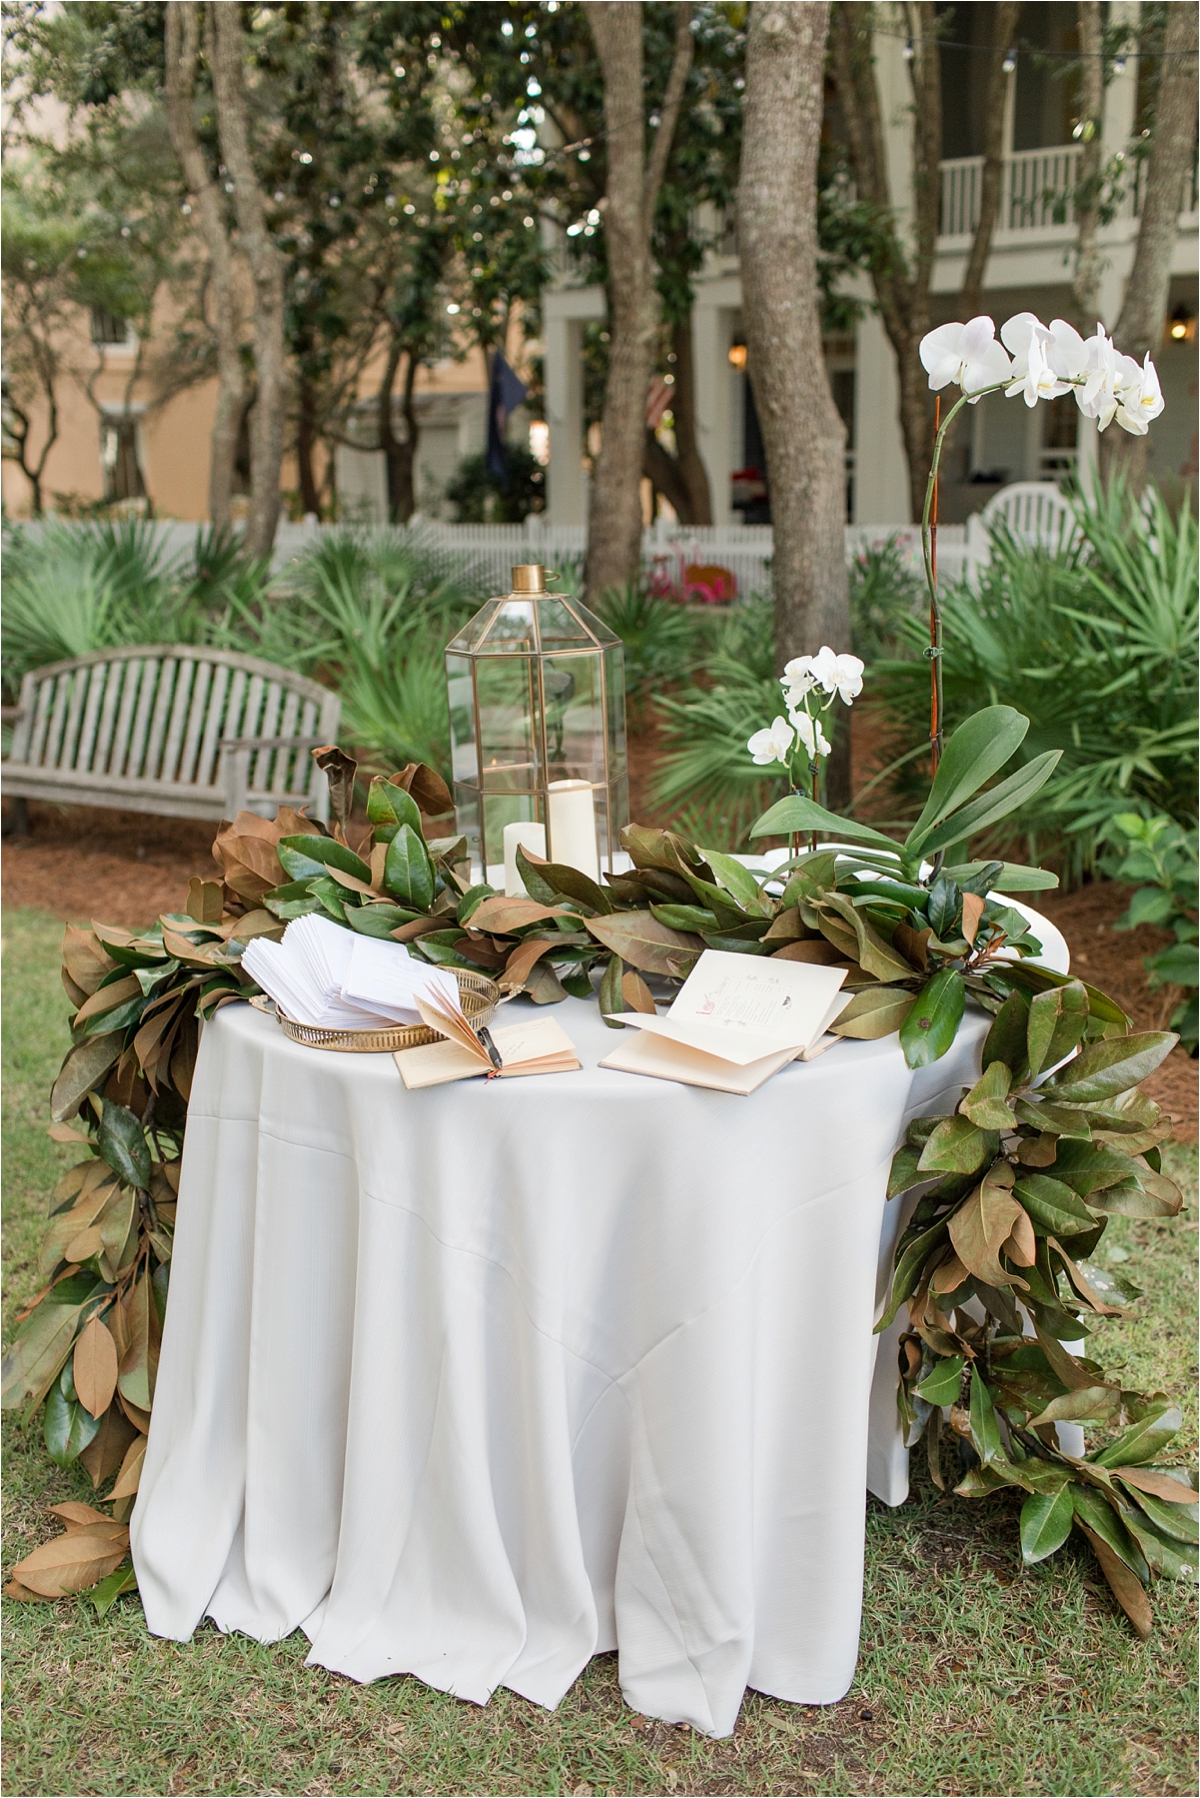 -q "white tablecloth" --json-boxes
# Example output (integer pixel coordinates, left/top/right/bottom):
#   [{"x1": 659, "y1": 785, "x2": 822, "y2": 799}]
[{"x1": 132, "y1": 914, "x2": 1066, "y2": 1738}]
